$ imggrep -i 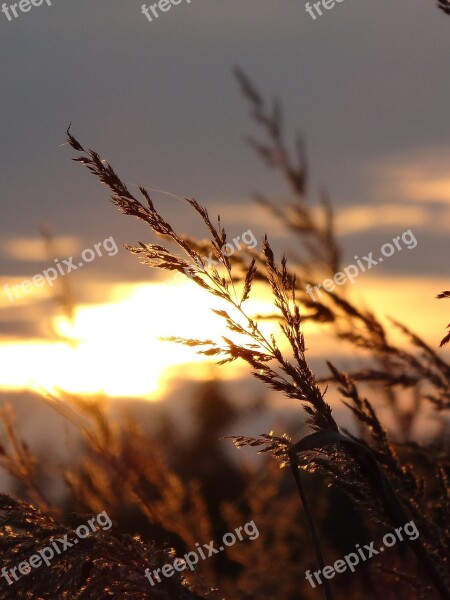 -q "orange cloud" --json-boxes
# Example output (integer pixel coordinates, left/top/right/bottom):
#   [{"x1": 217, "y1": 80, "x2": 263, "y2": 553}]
[
  {"x1": 2, "y1": 236, "x2": 81, "y2": 262},
  {"x1": 371, "y1": 146, "x2": 450, "y2": 204}
]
